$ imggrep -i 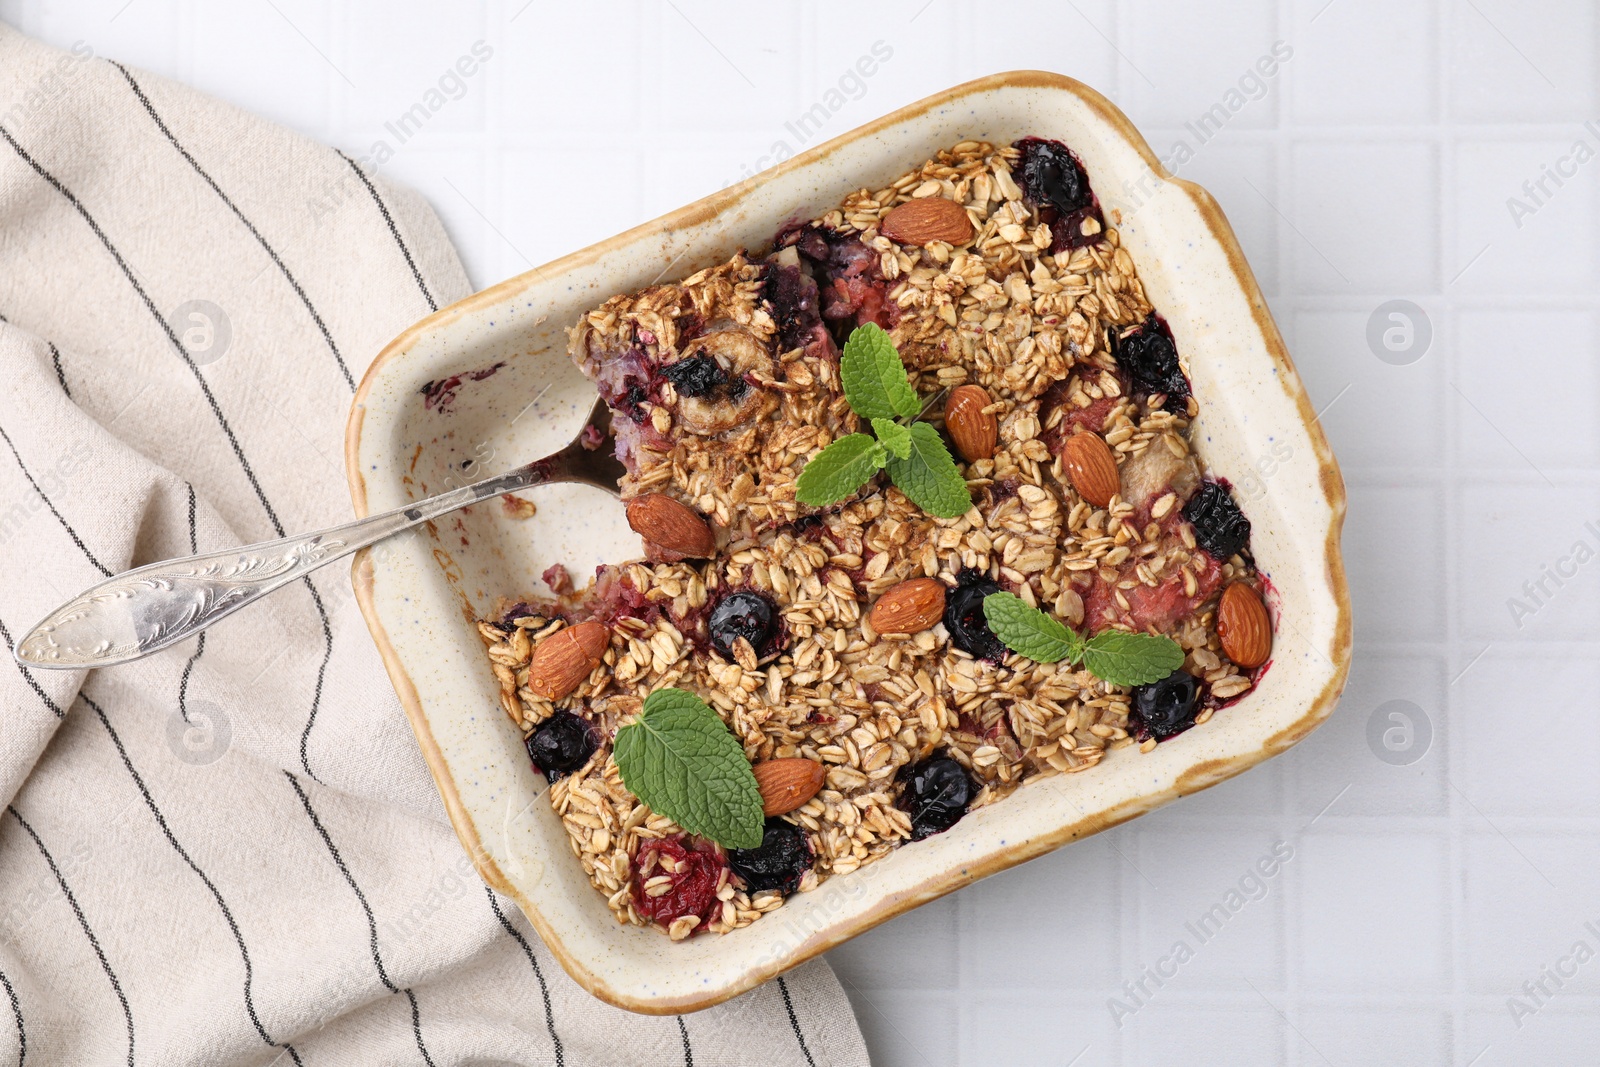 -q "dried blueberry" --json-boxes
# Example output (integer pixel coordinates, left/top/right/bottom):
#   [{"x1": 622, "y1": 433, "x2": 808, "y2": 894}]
[
  {"x1": 708, "y1": 591, "x2": 778, "y2": 658},
  {"x1": 1113, "y1": 318, "x2": 1190, "y2": 404},
  {"x1": 728, "y1": 819, "x2": 812, "y2": 895},
  {"x1": 901, "y1": 755, "x2": 974, "y2": 840},
  {"x1": 661, "y1": 354, "x2": 727, "y2": 398},
  {"x1": 1015, "y1": 137, "x2": 1092, "y2": 214},
  {"x1": 944, "y1": 570, "x2": 1005, "y2": 661},
  {"x1": 526, "y1": 711, "x2": 598, "y2": 782},
  {"x1": 1182, "y1": 481, "x2": 1251, "y2": 561},
  {"x1": 1130, "y1": 670, "x2": 1202, "y2": 740}
]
